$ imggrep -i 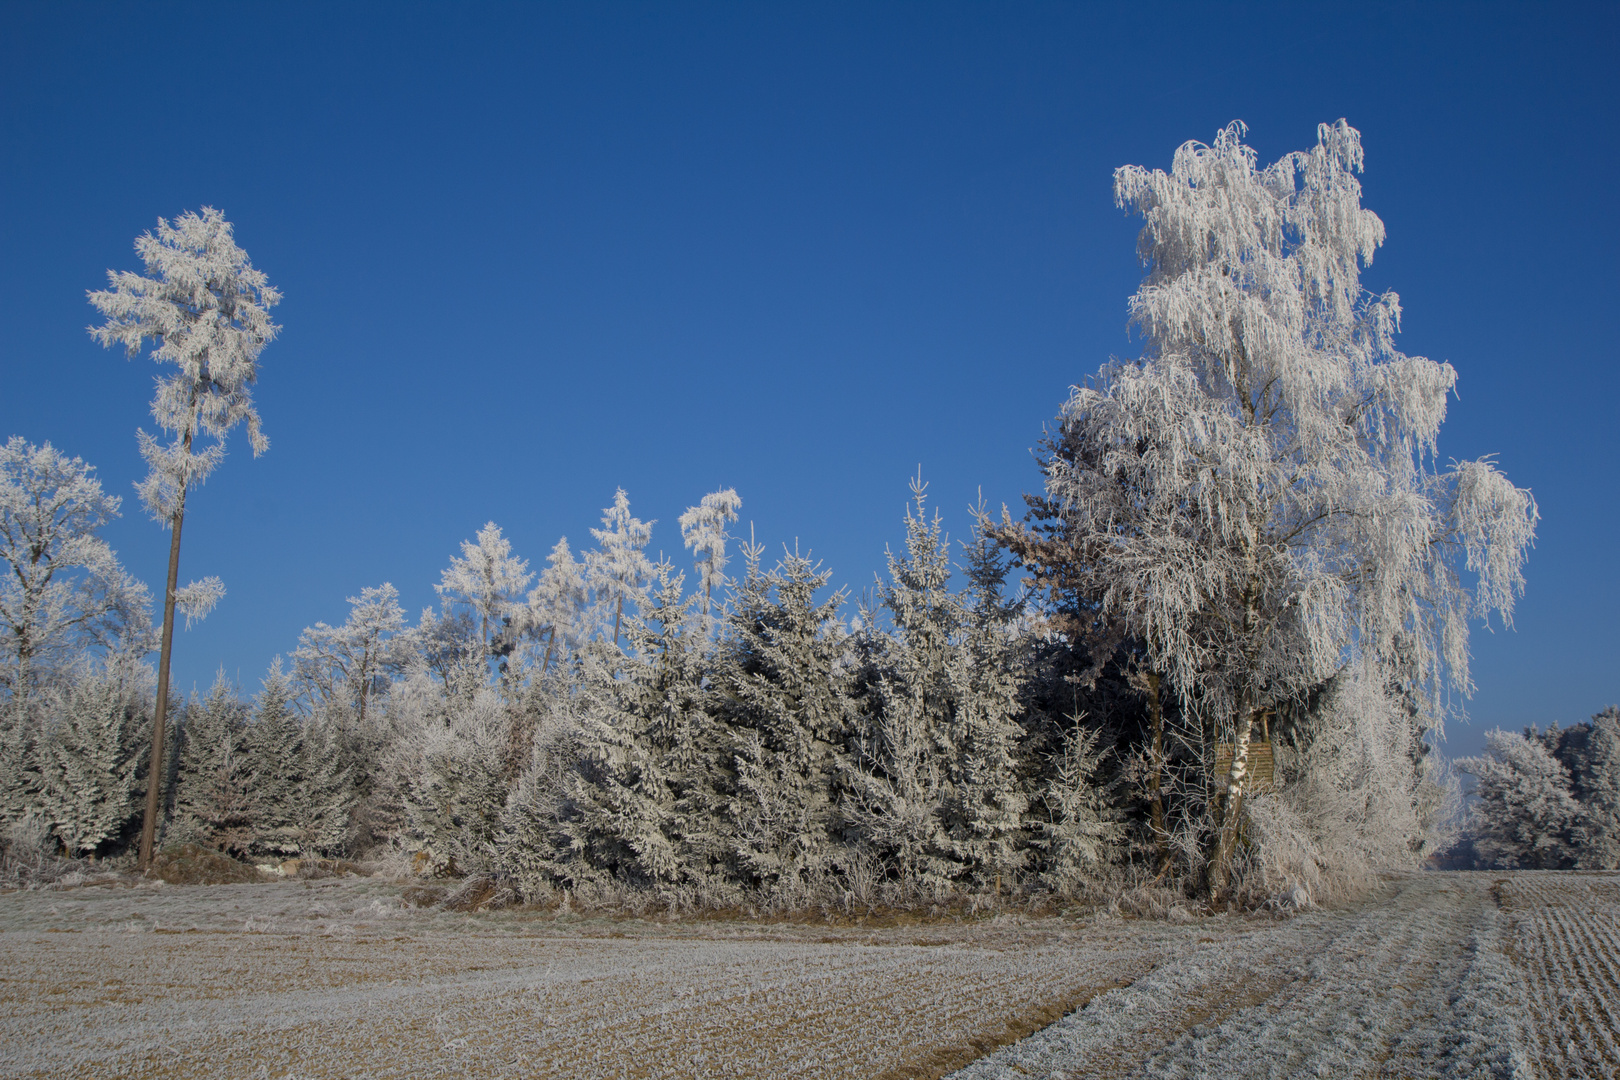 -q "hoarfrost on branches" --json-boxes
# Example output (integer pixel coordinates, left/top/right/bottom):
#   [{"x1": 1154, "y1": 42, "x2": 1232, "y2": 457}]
[{"x1": 1044, "y1": 119, "x2": 1536, "y2": 892}]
